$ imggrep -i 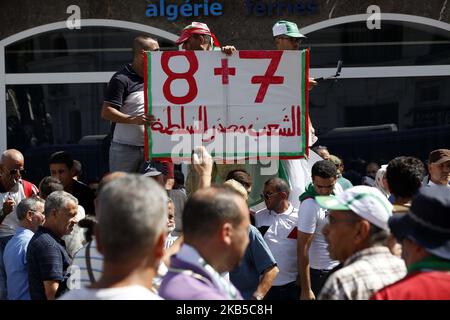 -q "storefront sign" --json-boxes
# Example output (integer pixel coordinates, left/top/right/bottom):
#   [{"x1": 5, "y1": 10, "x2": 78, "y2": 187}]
[
  {"x1": 144, "y1": 50, "x2": 310, "y2": 162},
  {"x1": 146, "y1": 0, "x2": 223, "y2": 21},
  {"x1": 245, "y1": 0, "x2": 318, "y2": 16}
]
